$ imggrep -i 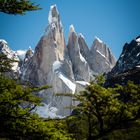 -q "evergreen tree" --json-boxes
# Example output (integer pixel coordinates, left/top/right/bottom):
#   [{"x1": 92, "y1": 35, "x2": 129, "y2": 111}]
[
  {"x1": 0, "y1": 54, "x2": 13, "y2": 74},
  {"x1": 67, "y1": 76, "x2": 140, "y2": 140},
  {"x1": 0, "y1": 0, "x2": 41, "y2": 15}
]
